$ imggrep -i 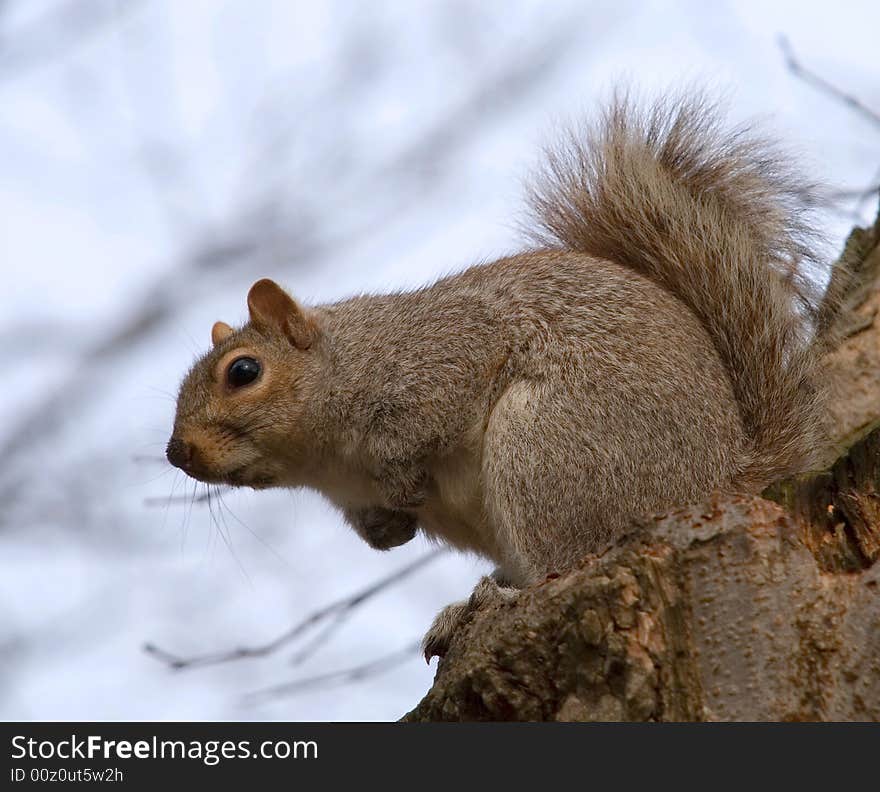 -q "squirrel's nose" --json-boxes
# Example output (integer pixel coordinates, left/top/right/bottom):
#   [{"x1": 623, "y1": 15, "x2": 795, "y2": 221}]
[{"x1": 166, "y1": 436, "x2": 193, "y2": 470}]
